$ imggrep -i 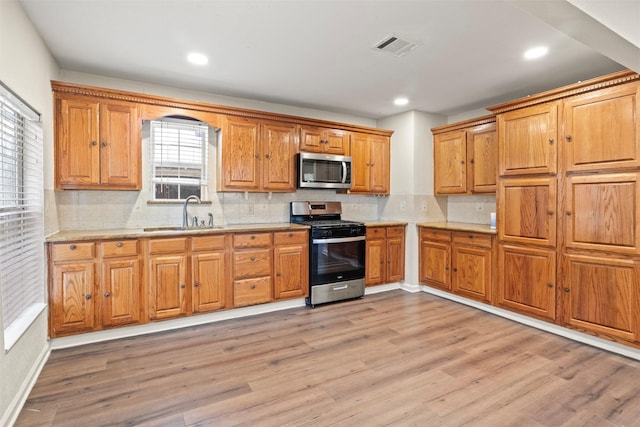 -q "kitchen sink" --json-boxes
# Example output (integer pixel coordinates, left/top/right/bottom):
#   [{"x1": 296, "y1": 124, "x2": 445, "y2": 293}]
[{"x1": 143, "y1": 226, "x2": 223, "y2": 232}]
